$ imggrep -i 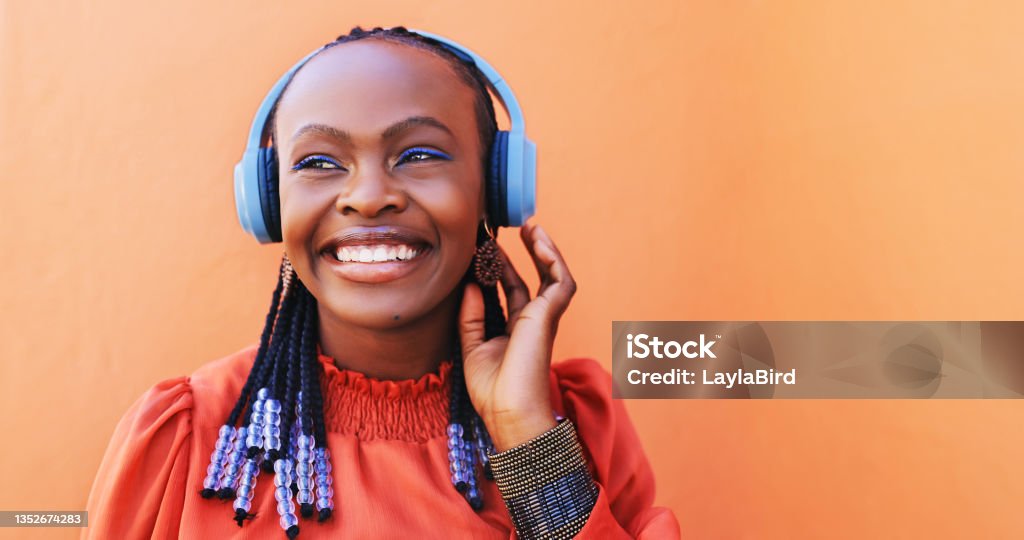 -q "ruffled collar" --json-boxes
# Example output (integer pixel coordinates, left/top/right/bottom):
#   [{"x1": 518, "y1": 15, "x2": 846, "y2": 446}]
[{"x1": 316, "y1": 352, "x2": 453, "y2": 442}]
